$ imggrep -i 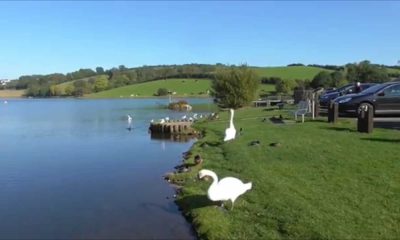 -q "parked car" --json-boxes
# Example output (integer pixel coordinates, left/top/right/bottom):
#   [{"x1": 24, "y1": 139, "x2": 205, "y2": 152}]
[
  {"x1": 334, "y1": 81, "x2": 400, "y2": 116},
  {"x1": 319, "y1": 83, "x2": 375, "y2": 108}
]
